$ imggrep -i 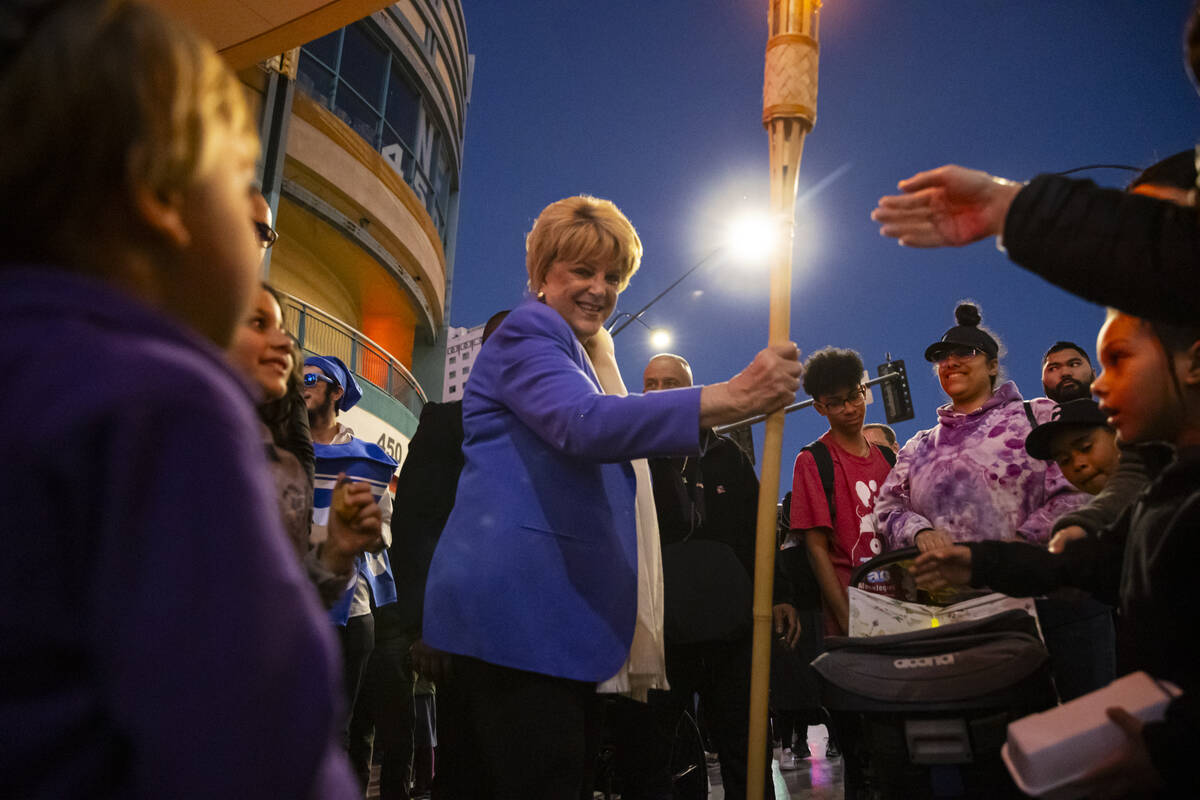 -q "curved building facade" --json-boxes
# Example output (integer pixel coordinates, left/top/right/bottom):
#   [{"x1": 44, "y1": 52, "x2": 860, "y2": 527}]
[{"x1": 241, "y1": 0, "x2": 471, "y2": 446}]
